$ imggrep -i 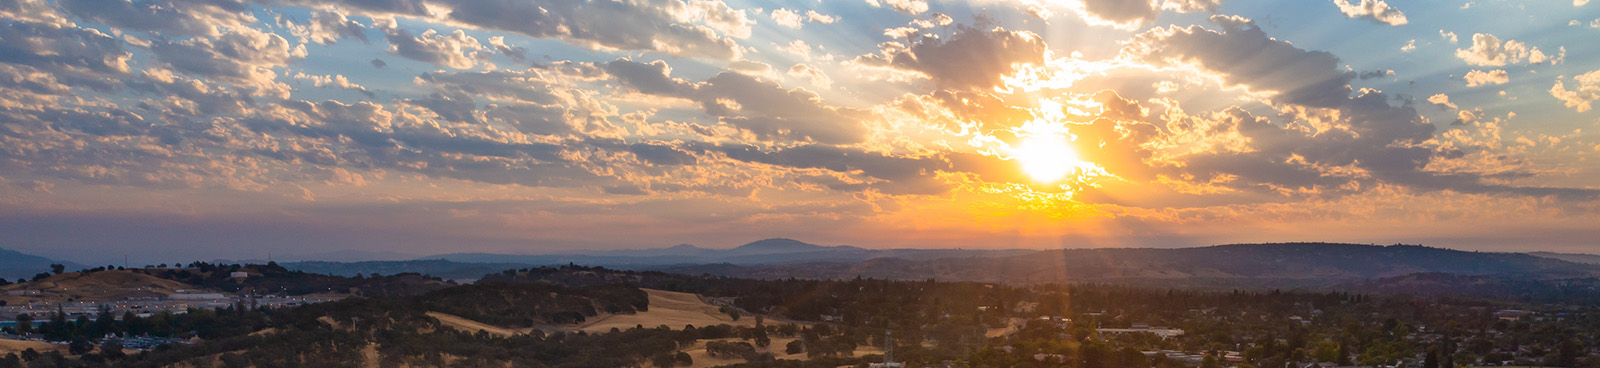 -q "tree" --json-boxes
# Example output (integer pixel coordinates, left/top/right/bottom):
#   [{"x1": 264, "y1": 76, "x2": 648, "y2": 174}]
[
  {"x1": 786, "y1": 339, "x2": 805, "y2": 355},
  {"x1": 100, "y1": 340, "x2": 124, "y2": 360},
  {"x1": 49, "y1": 264, "x2": 63, "y2": 275},
  {"x1": 17, "y1": 350, "x2": 37, "y2": 363},
  {"x1": 68, "y1": 337, "x2": 92, "y2": 356},
  {"x1": 1200, "y1": 354, "x2": 1221, "y2": 368},
  {"x1": 13, "y1": 314, "x2": 31, "y2": 335}
]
